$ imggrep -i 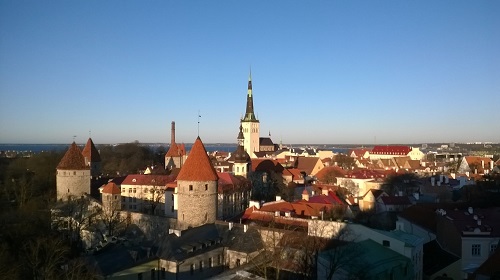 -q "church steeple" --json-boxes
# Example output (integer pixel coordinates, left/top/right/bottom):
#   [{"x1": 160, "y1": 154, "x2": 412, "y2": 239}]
[{"x1": 243, "y1": 71, "x2": 258, "y2": 122}]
